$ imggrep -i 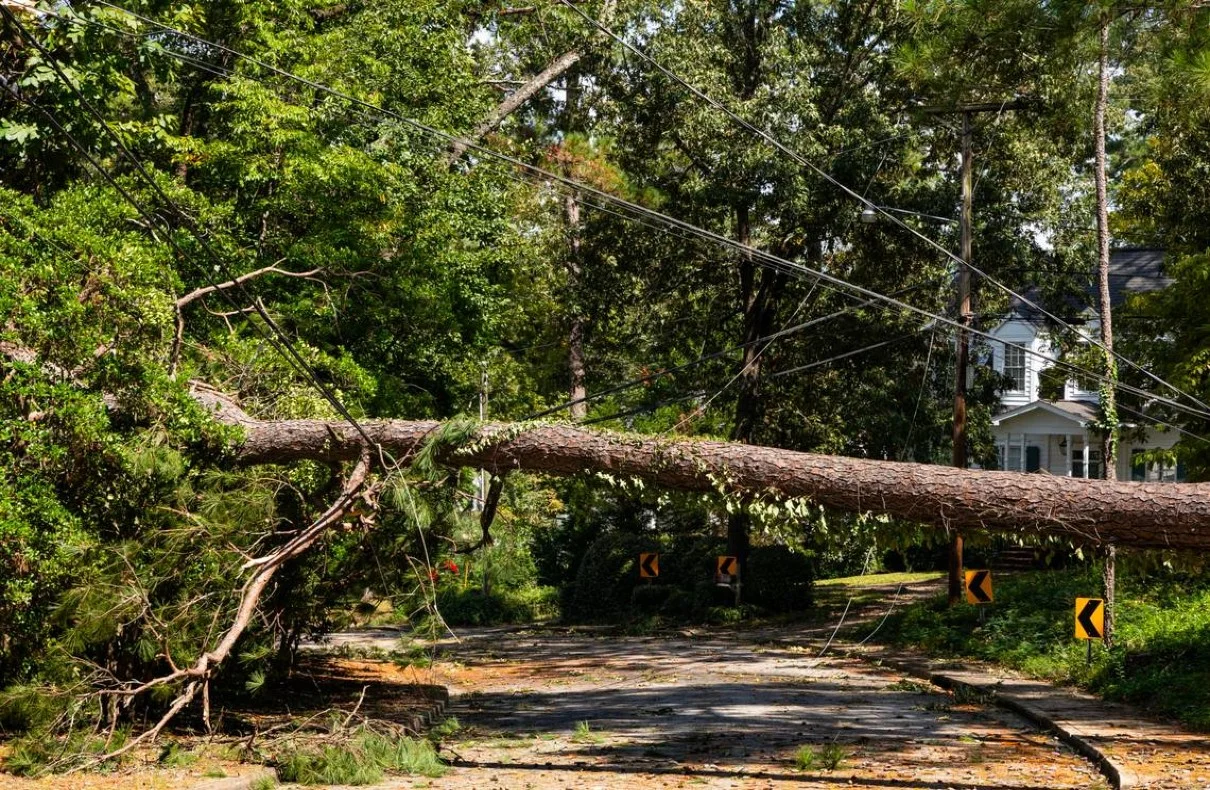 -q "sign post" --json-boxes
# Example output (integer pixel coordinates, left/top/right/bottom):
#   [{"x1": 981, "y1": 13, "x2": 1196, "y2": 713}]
[{"x1": 964, "y1": 570, "x2": 993, "y2": 623}]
